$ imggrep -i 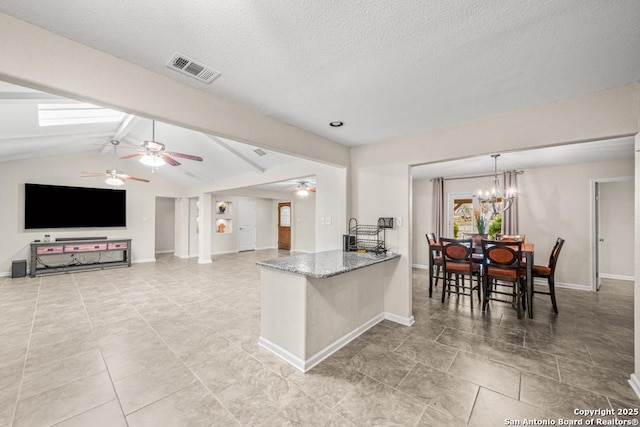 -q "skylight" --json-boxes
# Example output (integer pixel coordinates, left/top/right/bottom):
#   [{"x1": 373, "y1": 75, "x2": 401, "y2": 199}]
[{"x1": 38, "y1": 103, "x2": 125, "y2": 126}]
